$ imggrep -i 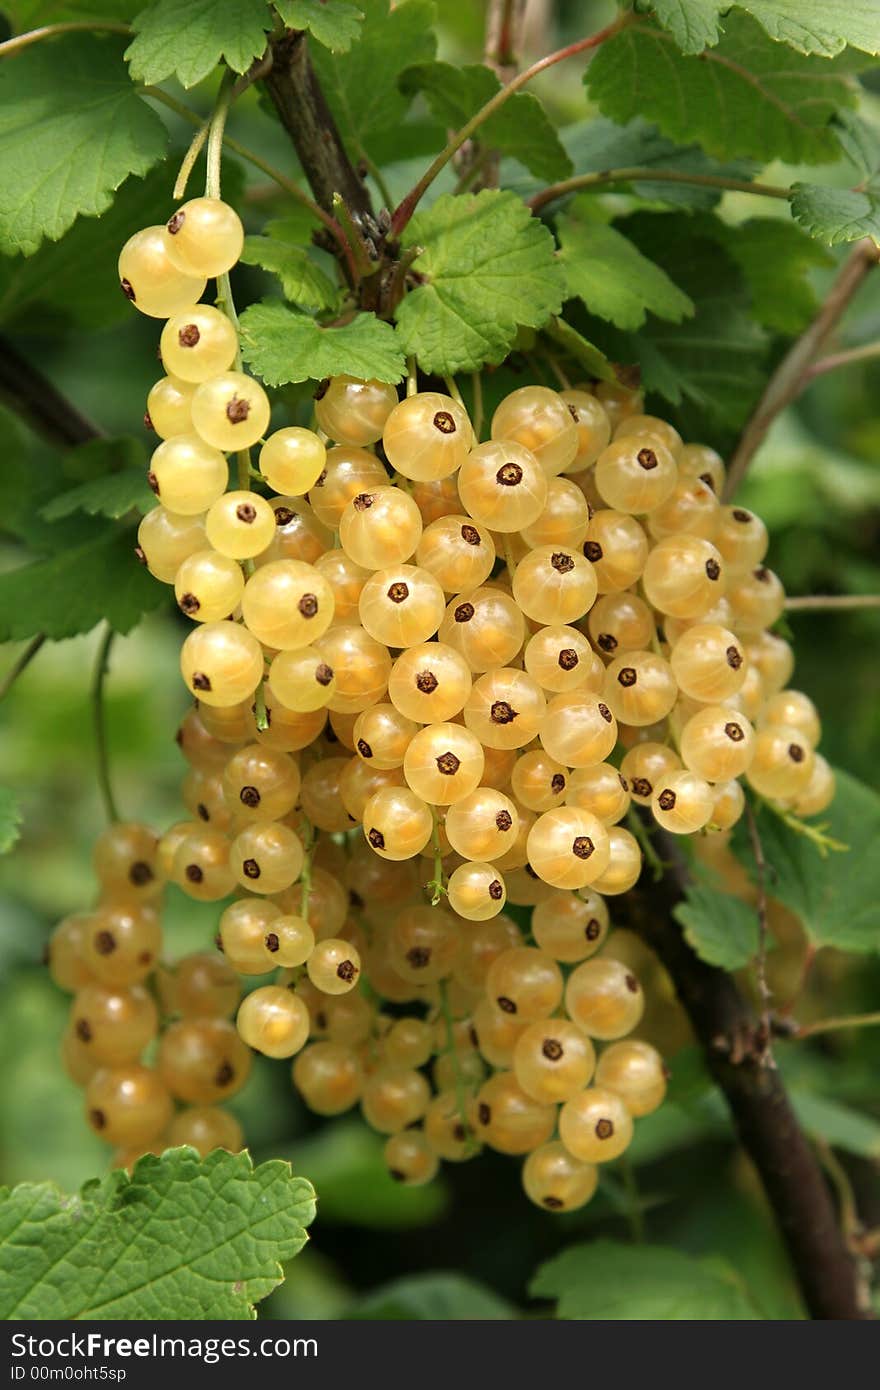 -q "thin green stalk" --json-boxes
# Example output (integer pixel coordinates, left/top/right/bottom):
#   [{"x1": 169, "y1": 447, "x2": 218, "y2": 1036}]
[
  {"x1": 406, "y1": 357, "x2": 419, "y2": 398},
  {"x1": 439, "y1": 979, "x2": 475, "y2": 1151},
  {"x1": 528, "y1": 167, "x2": 791, "y2": 214},
  {"x1": 803, "y1": 340, "x2": 880, "y2": 381},
  {"x1": 299, "y1": 816, "x2": 315, "y2": 925},
  {"x1": 390, "y1": 11, "x2": 634, "y2": 235},
  {"x1": 620, "y1": 1156, "x2": 646, "y2": 1243},
  {"x1": 626, "y1": 808, "x2": 664, "y2": 883},
  {"x1": 427, "y1": 808, "x2": 447, "y2": 905},
  {"x1": 91, "y1": 624, "x2": 120, "y2": 824},
  {"x1": 796, "y1": 1011, "x2": 880, "y2": 1040},
  {"x1": 0, "y1": 633, "x2": 45, "y2": 701},
  {"x1": 470, "y1": 371, "x2": 484, "y2": 441},
  {"x1": 756, "y1": 795, "x2": 848, "y2": 857},
  {"x1": 173, "y1": 120, "x2": 210, "y2": 201},
  {"x1": 785, "y1": 594, "x2": 880, "y2": 613},
  {"x1": 0, "y1": 21, "x2": 131, "y2": 58},
  {"x1": 442, "y1": 375, "x2": 465, "y2": 408}
]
